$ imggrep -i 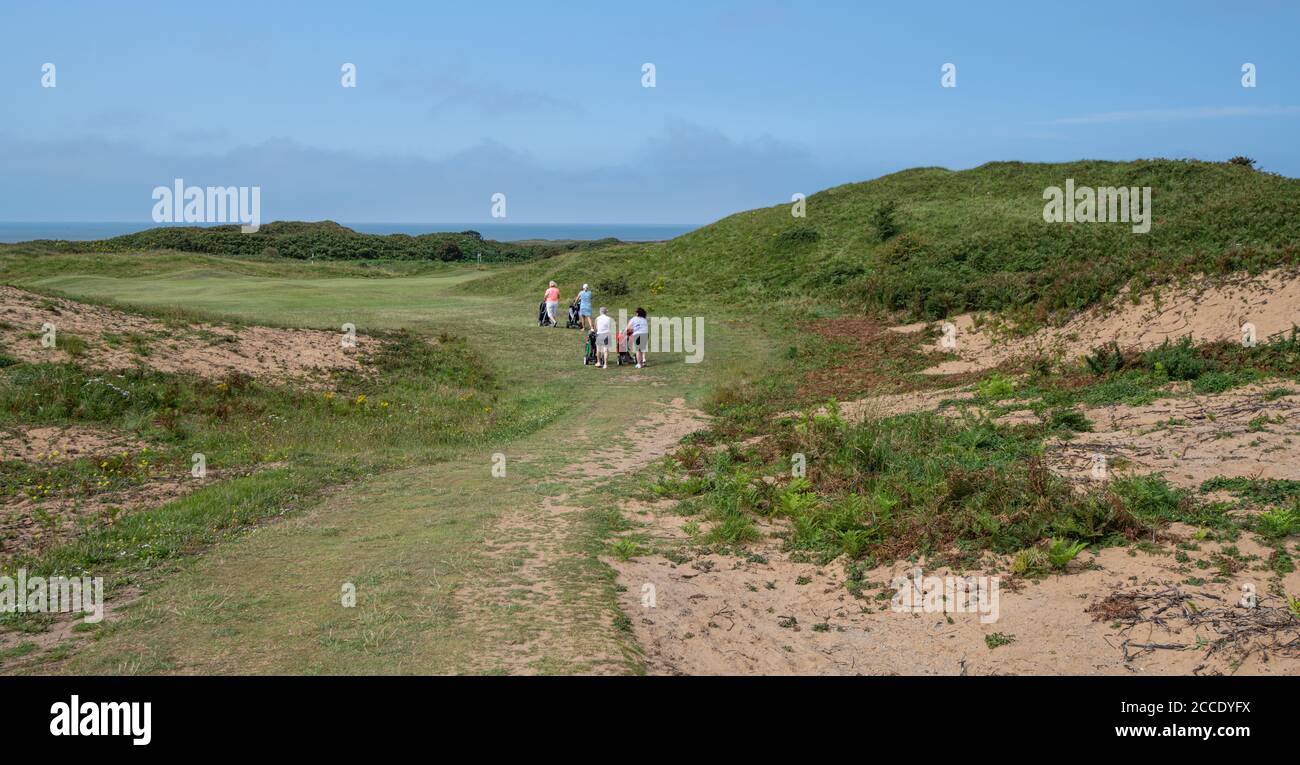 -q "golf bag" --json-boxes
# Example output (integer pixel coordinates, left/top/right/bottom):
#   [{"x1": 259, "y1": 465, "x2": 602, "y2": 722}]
[{"x1": 616, "y1": 331, "x2": 636, "y2": 365}]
